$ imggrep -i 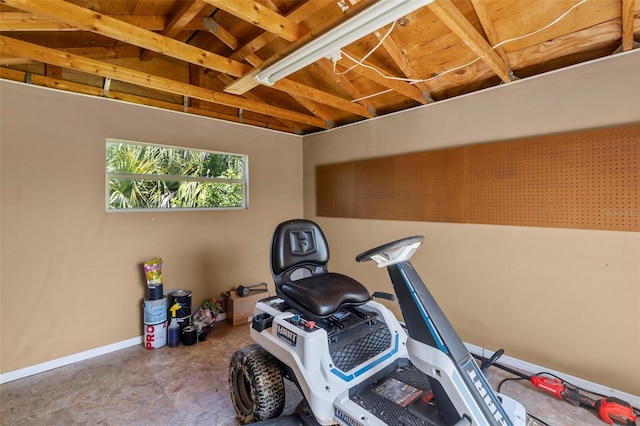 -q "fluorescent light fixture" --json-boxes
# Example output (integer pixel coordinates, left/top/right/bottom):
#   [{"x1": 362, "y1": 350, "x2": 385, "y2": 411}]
[{"x1": 254, "y1": 0, "x2": 434, "y2": 86}]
